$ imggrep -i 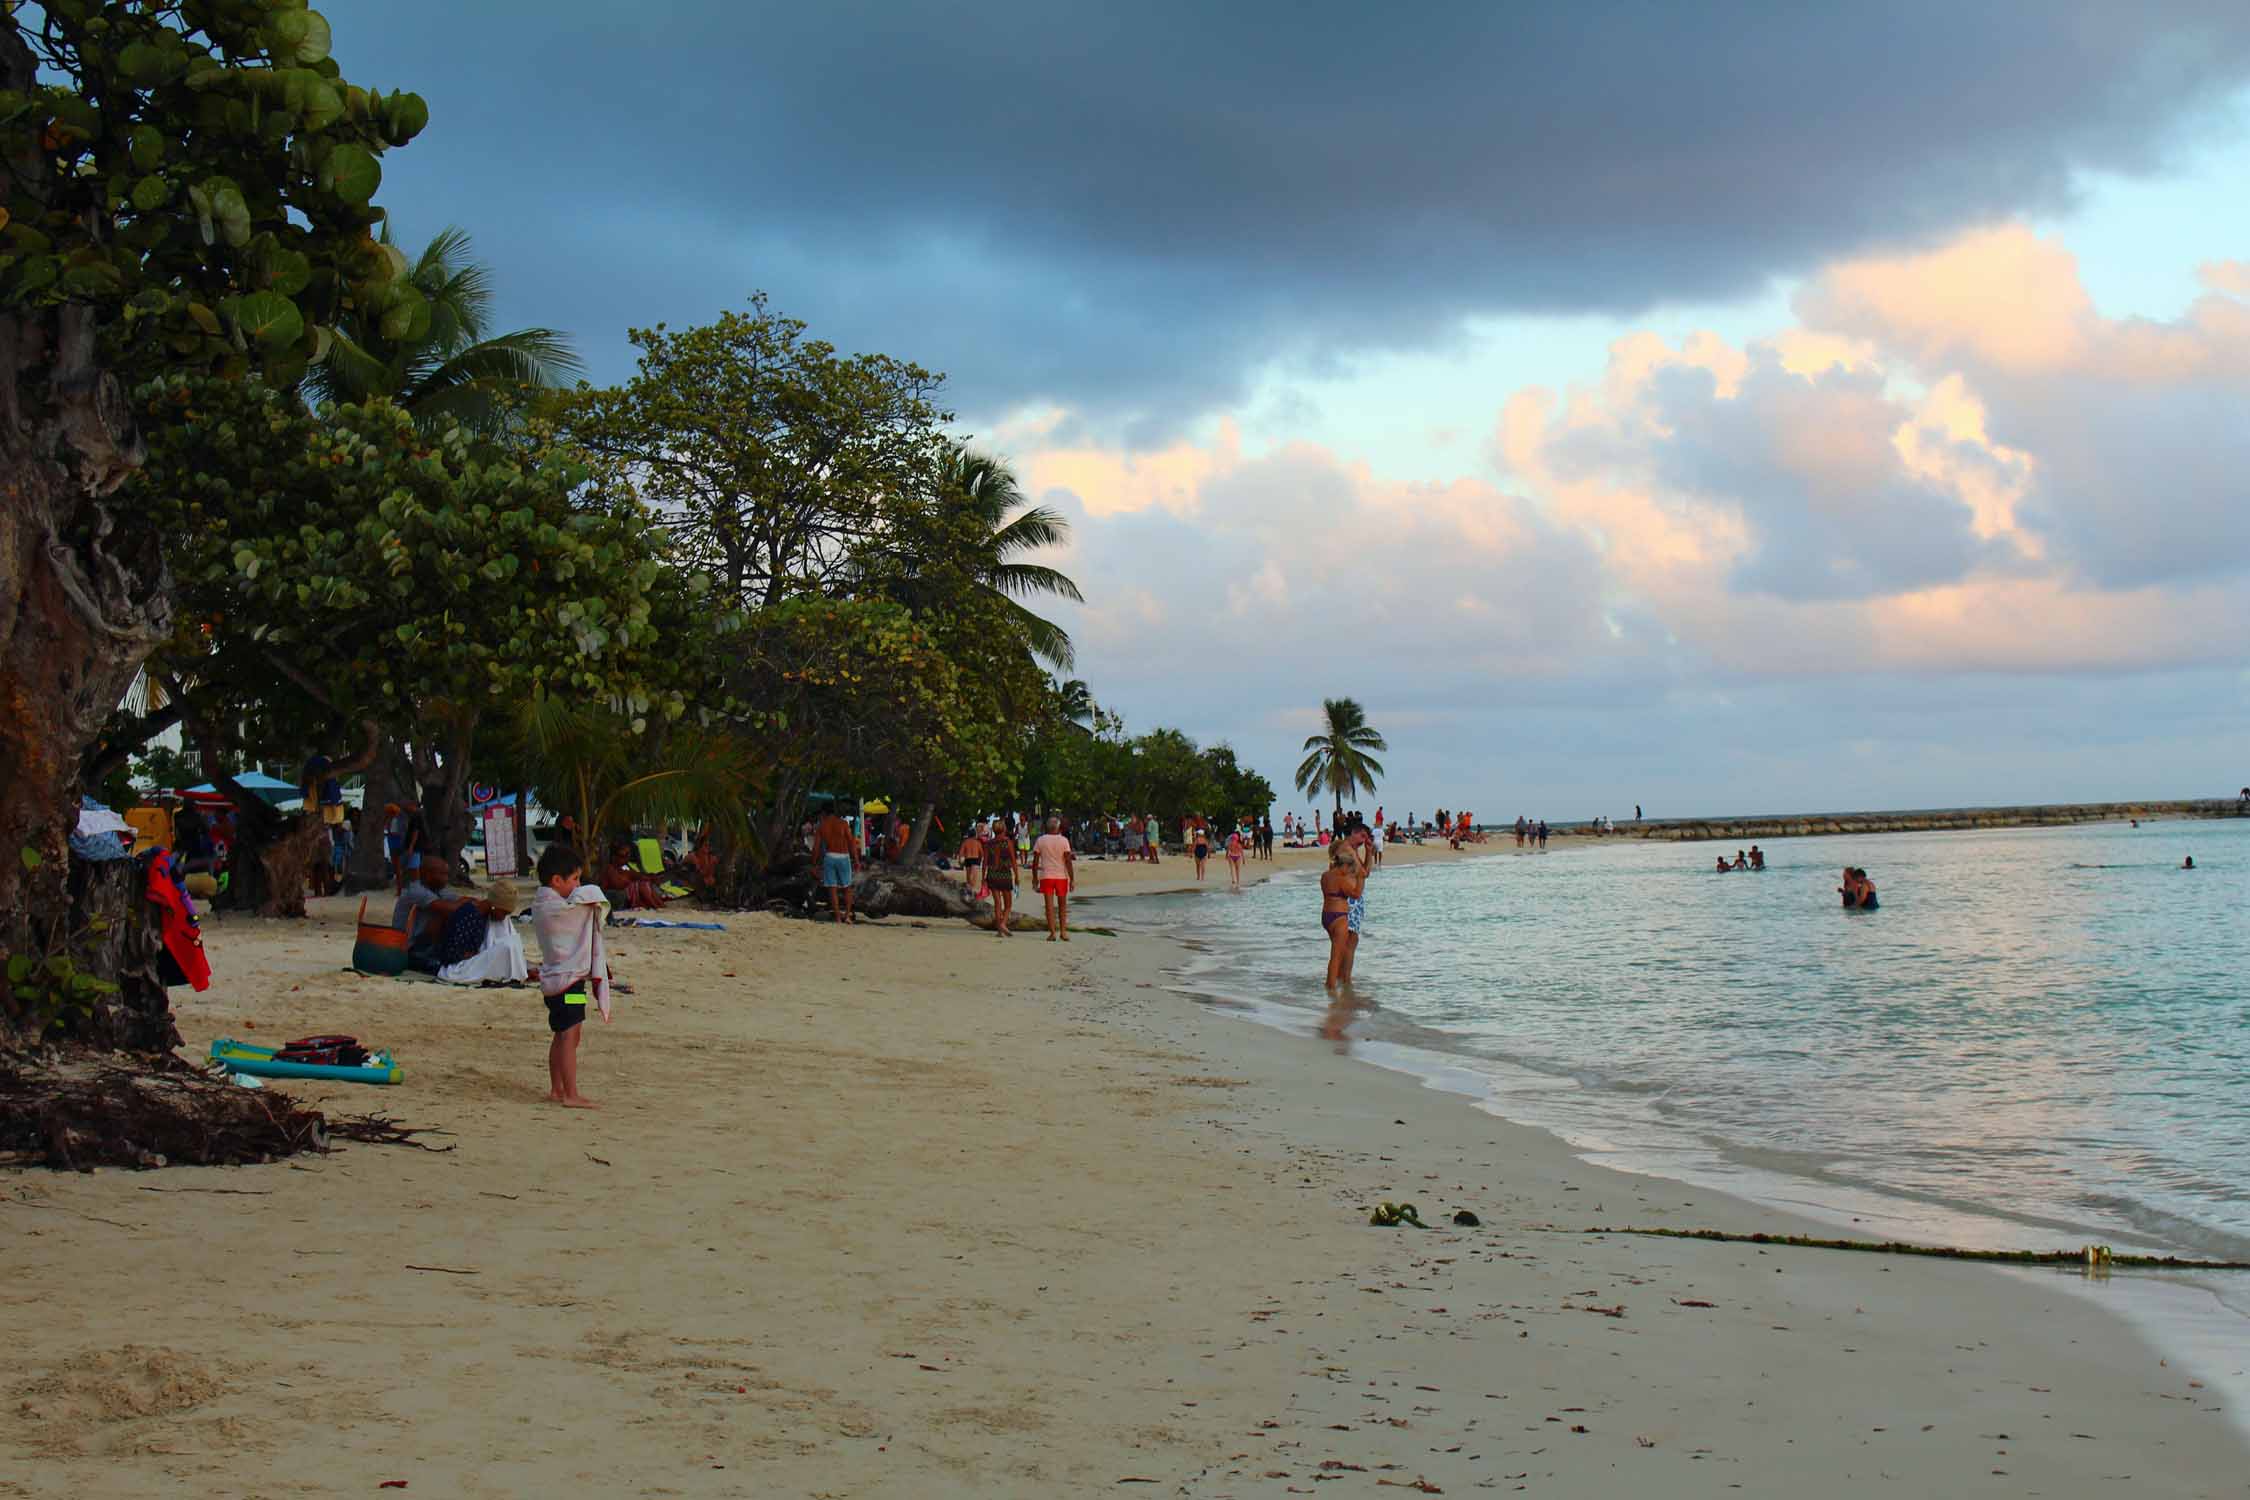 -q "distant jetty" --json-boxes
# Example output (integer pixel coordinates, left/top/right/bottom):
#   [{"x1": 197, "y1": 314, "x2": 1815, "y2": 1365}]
[{"x1": 1562, "y1": 799, "x2": 2246, "y2": 844}]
